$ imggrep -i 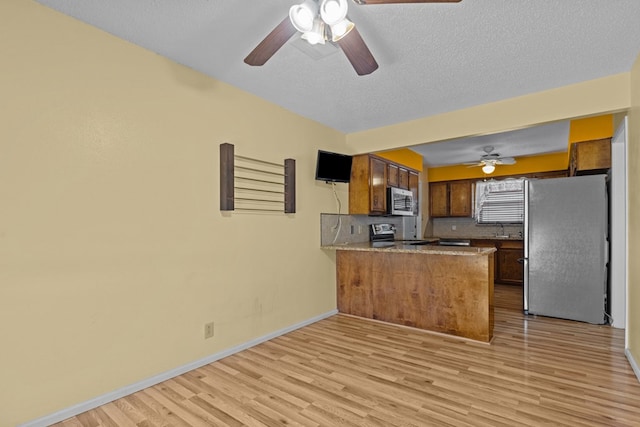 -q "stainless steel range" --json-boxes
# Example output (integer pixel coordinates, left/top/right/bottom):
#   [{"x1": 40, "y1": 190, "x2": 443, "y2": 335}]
[{"x1": 369, "y1": 223, "x2": 396, "y2": 247}]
